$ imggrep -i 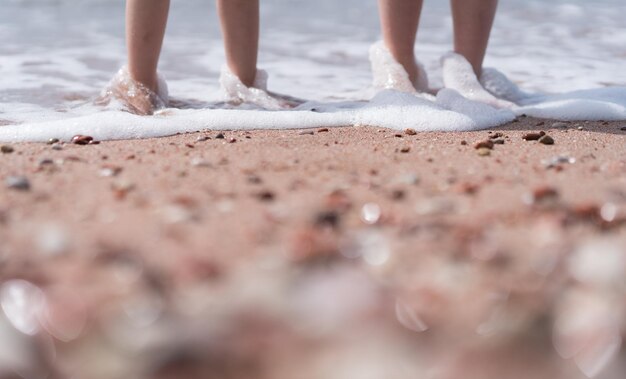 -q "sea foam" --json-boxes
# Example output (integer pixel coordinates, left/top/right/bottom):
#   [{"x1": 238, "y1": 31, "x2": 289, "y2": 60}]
[{"x1": 2, "y1": 45, "x2": 626, "y2": 143}]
